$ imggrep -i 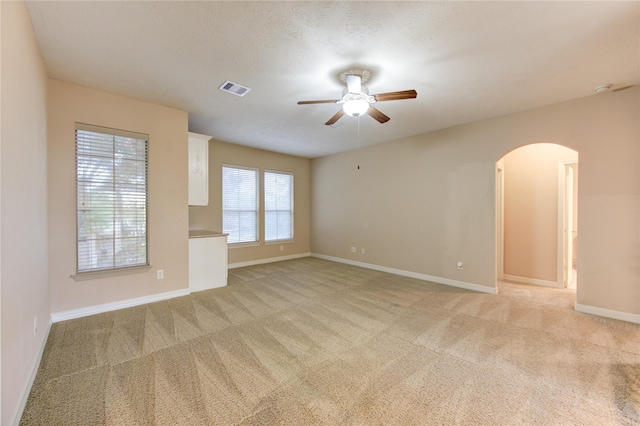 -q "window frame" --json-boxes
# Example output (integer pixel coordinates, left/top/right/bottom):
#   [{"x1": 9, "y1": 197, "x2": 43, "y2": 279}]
[
  {"x1": 222, "y1": 164, "x2": 260, "y2": 246},
  {"x1": 264, "y1": 169, "x2": 294, "y2": 243},
  {"x1": 74, "y1": 123, "x2": 149, "y2": 277}
]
